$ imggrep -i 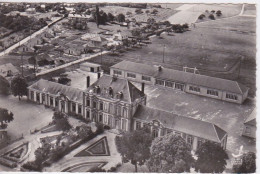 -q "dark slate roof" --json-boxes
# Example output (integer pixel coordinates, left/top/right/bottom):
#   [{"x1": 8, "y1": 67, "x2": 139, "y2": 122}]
[
  {"x1": 134, "y1": 105, "x2": 227, "y2": 143},
  {"x1": 244, "y1": 108, "x2": 256, "y2": 126},
  {"x1": 111, "y1": 60, "x2": 249, "y2": 94},
  {"x1": 87, "y1": 74, "x2": 145, "y2": 103},
  {"x1": 28, "y1": 79, "x2": 84, "y2": 103}
]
